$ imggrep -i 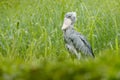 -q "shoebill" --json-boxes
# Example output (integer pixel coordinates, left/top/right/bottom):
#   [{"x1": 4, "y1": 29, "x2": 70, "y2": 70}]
[{"x1": 62, "y1": 12, "x2": 95, "y2": 59}]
